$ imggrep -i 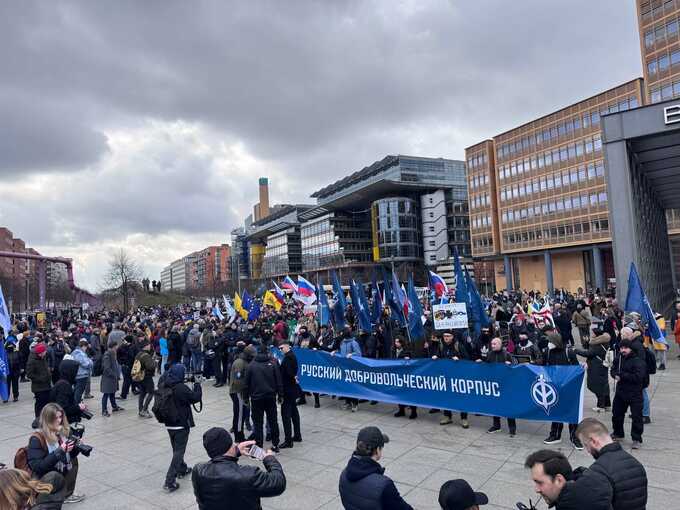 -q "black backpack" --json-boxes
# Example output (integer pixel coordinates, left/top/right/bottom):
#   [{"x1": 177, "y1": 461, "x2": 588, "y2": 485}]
[
  {"x1": 152, "y1": 382, "x2": 179, "y2": 425},
  {"x1": 644, "y1": 348, "x2": 657, "y2": 375}
]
